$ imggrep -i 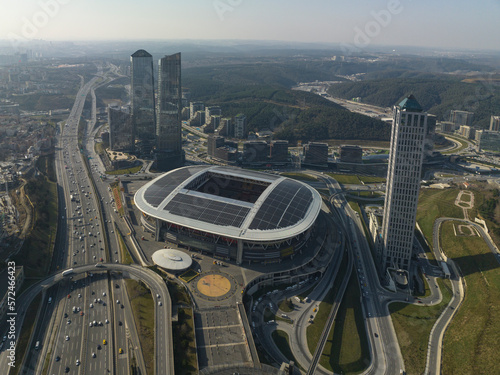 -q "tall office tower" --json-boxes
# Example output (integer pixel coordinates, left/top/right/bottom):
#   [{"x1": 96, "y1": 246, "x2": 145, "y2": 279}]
[
  {"x1": 490, "y1": 115, "x2": 500, "y2": 131},
  {"x1": 156, "y1": 53, "x2": 184, "y2": 171},
  {"x1": 449, "y1": 110, "x2": 473, "y2": 126},
  {"x1": 130, "y1": 49, "x2": 156, "y2": 154},
  {"x1": 381, "y1": 95, "x2": 427, "y2": 277}
]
